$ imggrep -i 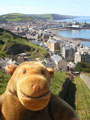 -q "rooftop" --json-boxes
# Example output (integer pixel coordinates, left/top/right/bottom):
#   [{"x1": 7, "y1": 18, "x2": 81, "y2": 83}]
[{"x1": 51, "y1": 54, "x2": 62, "y2": 63}]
